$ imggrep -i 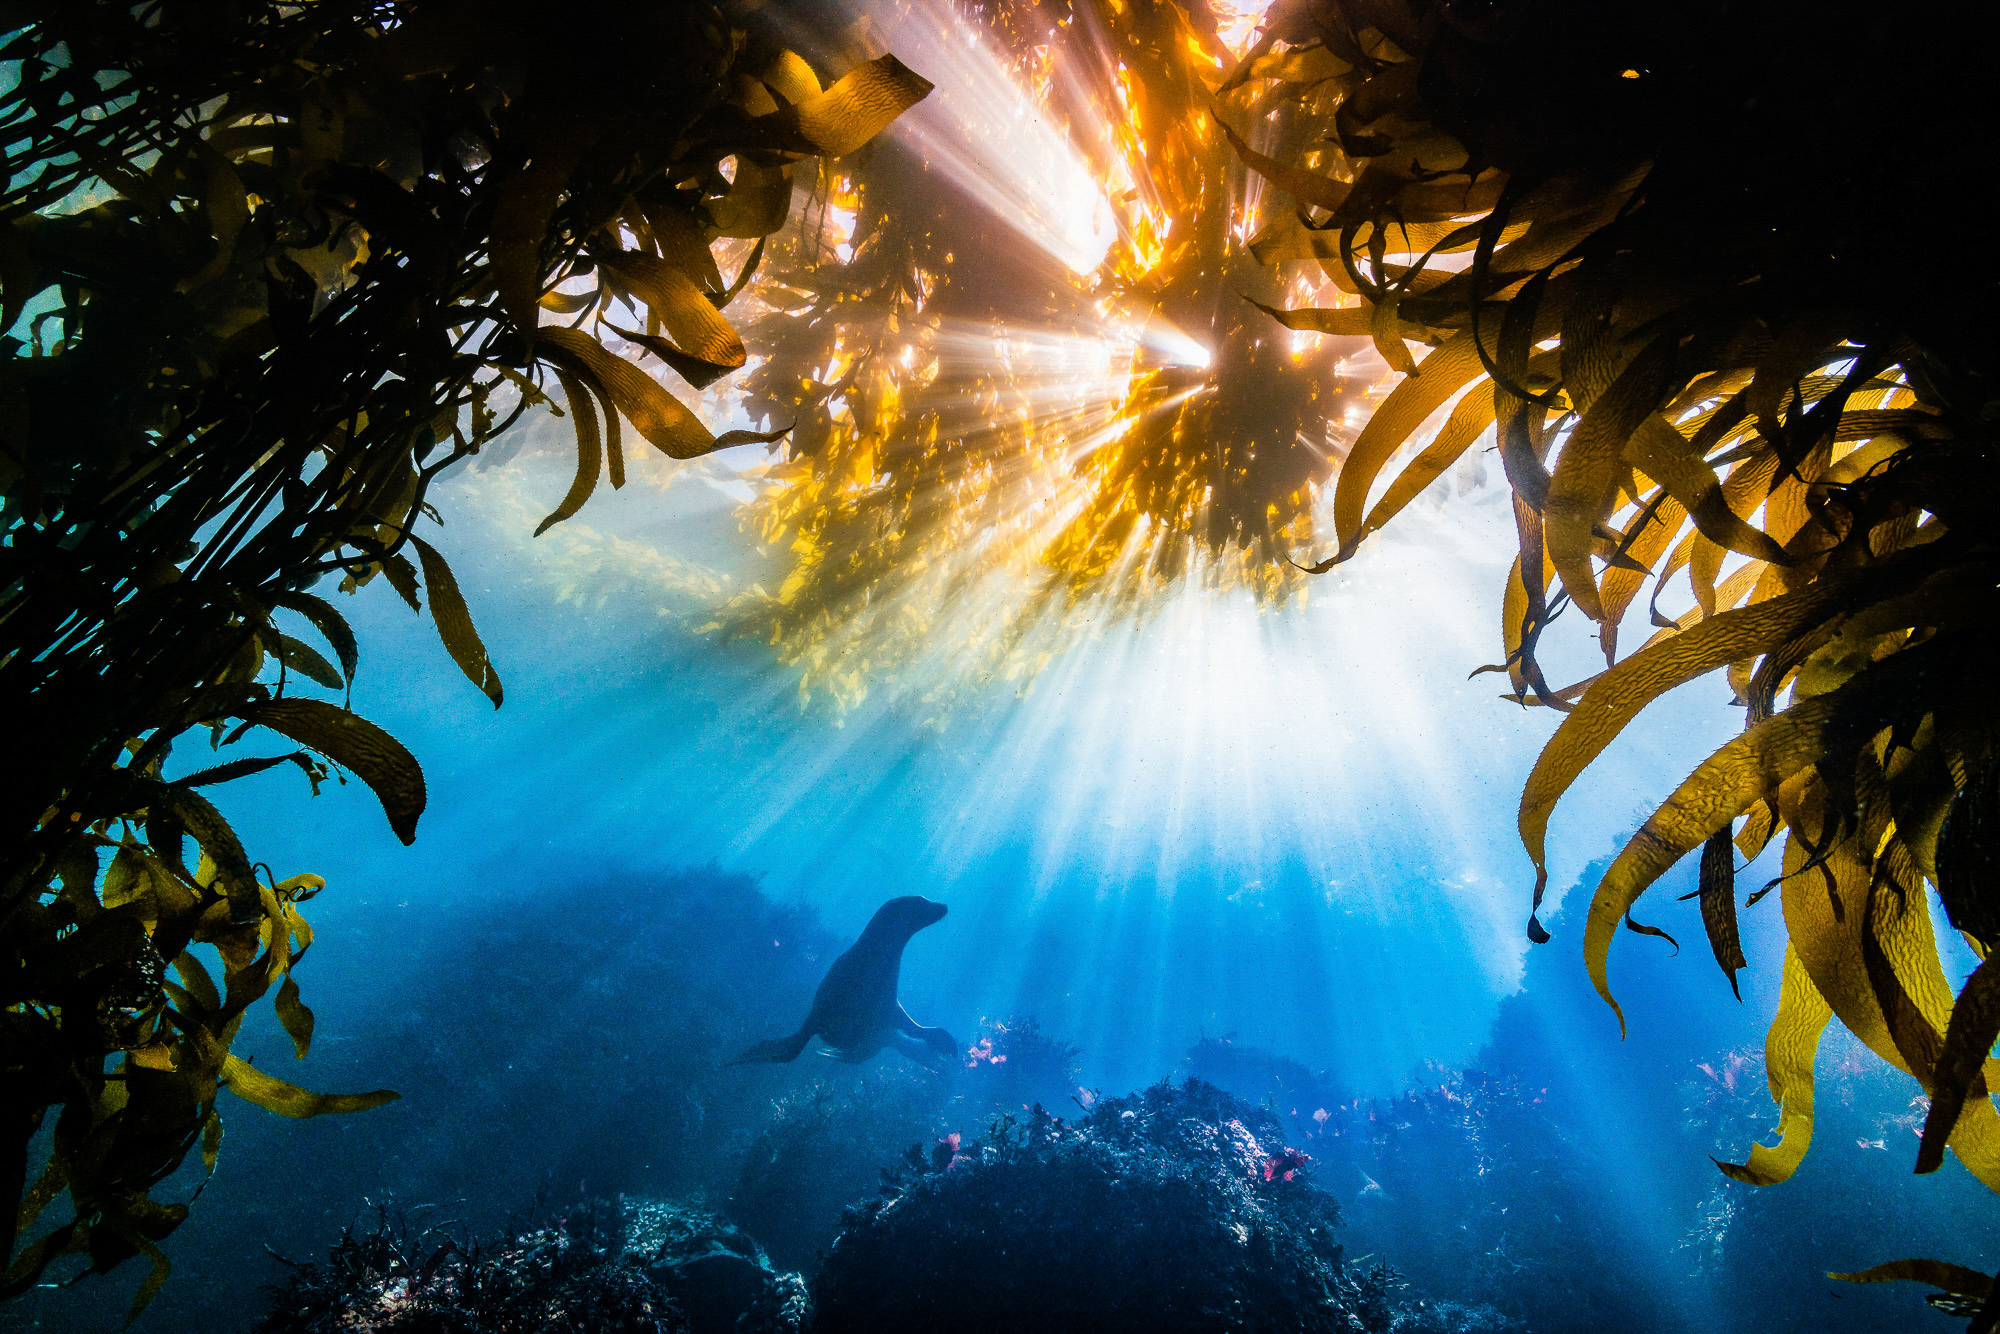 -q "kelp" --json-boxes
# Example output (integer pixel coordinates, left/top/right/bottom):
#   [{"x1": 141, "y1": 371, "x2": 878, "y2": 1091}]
[
  {"x1": 1223, "y1": 0, "x2": 2000, "y2": 1303},
  {"x1": 717, "y1": 0, "x2": 1399, "y2": 710},
  {"x1": 730, "y1": 0, "x2": 1998, "y2": 1298},
  {"x1": 0, "y1": 0, "x2": 923, "y2": 1312}
]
